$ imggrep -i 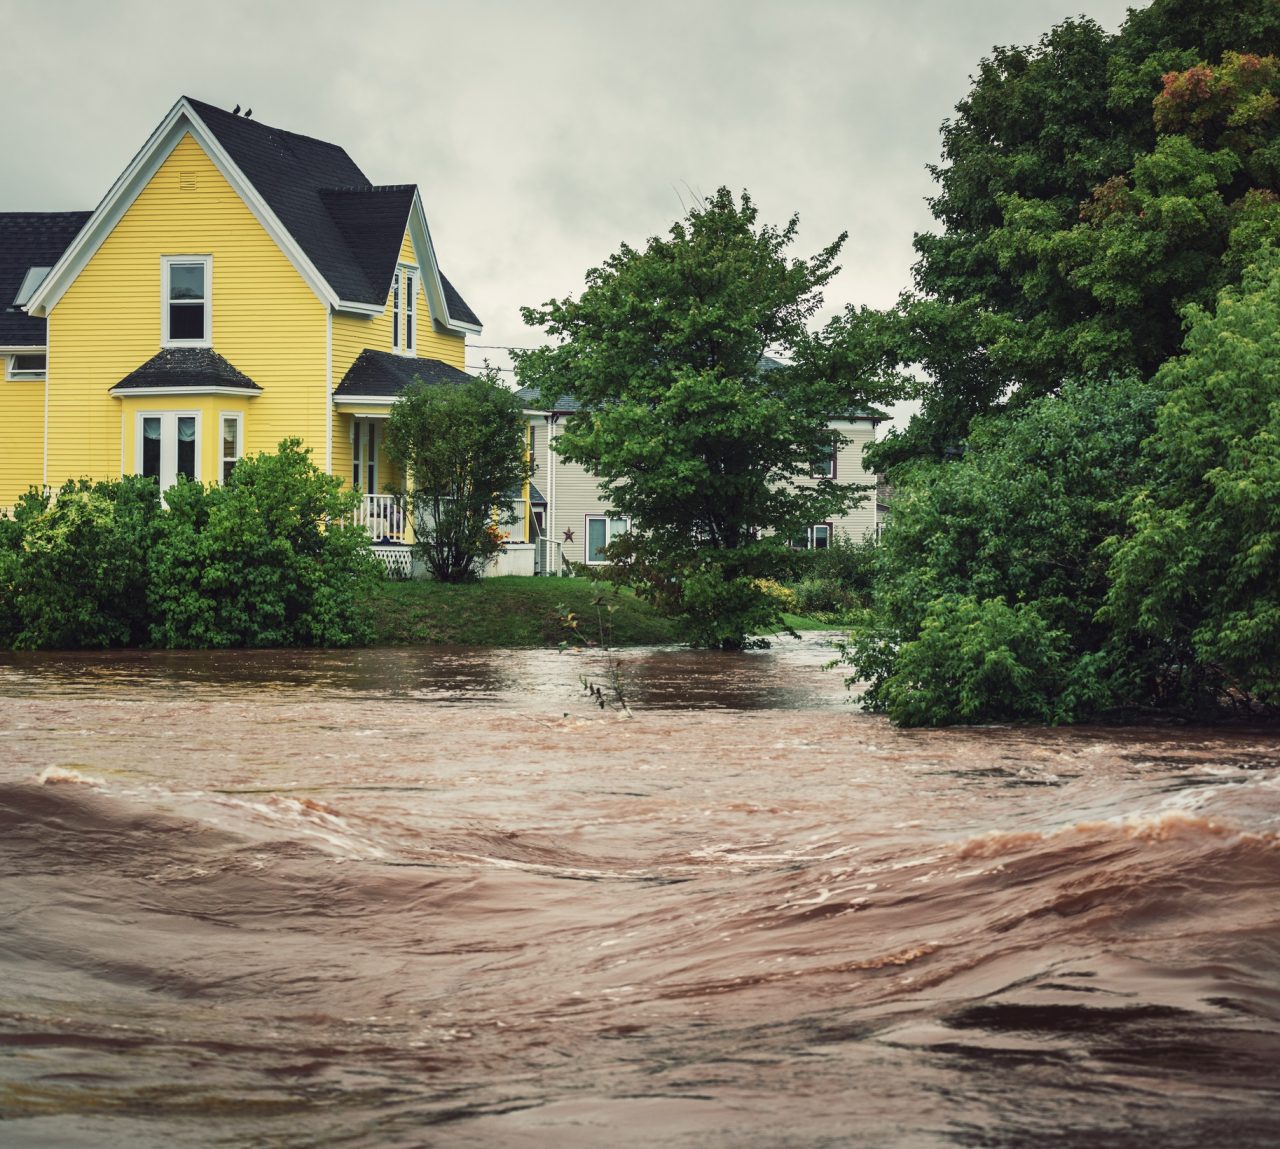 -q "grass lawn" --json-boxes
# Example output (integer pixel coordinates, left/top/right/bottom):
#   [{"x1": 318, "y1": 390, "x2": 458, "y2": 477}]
[{"x1": 363, "y1": 576, "x2": 682, "y2": 647}]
